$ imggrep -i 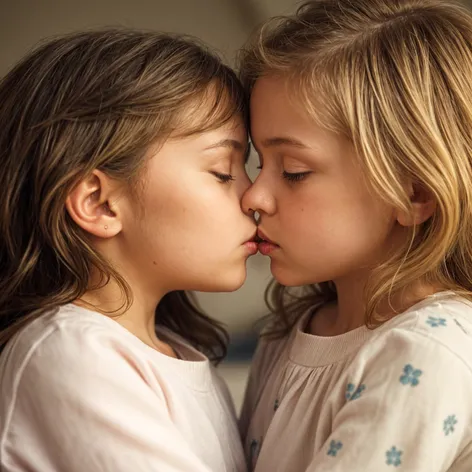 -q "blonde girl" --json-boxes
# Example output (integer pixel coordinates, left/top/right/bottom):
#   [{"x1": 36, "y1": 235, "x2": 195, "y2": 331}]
[{"x1": 239, "y1": 0, "x2": 472, "y2": 470}]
